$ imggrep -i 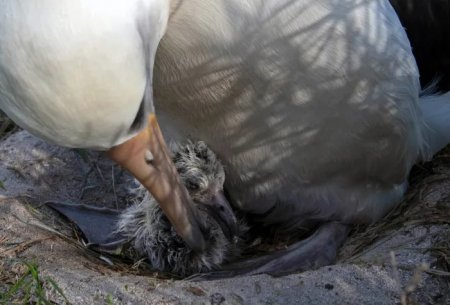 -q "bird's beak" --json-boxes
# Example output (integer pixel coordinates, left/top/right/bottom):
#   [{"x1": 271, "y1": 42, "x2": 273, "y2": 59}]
[
  {"x1": 107, "y1": 114, "x2": 206, "y2": 252},
  {"x1": 203, "y1": 191, "x2": 239, "y2": 241}
]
